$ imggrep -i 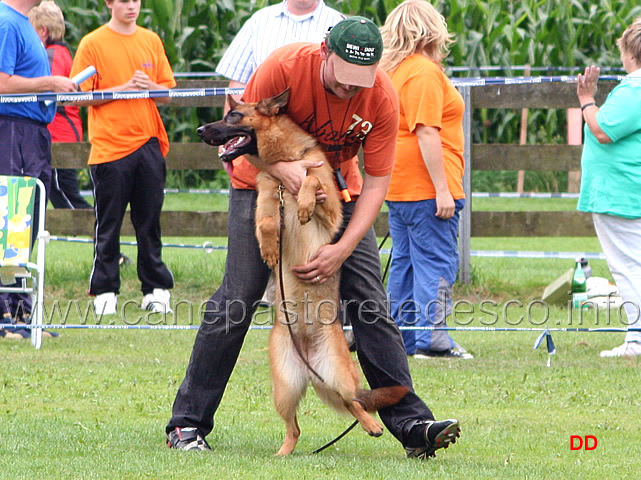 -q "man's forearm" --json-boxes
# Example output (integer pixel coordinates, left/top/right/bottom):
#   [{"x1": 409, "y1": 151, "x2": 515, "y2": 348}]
[
  {"x1": 0, "y1": 73, "x2": 55, "y2": 94},
  {"x1": 335, "y1": 173, "x2": 390, "y2": 258}
]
